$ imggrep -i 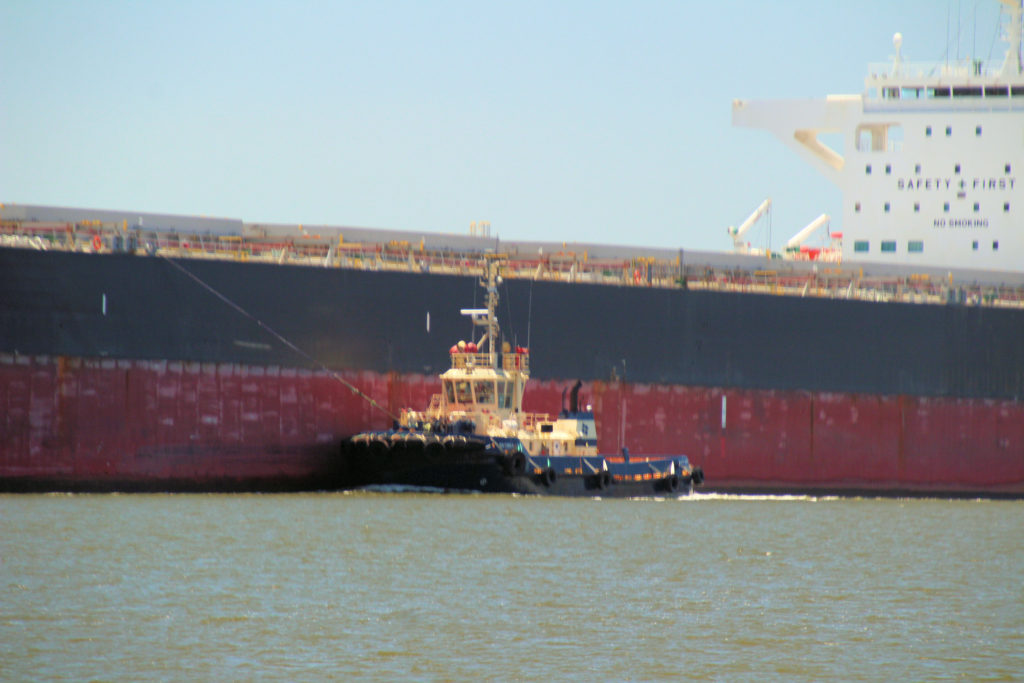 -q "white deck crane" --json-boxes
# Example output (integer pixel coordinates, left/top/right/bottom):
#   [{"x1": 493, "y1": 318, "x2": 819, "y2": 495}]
[
  {"x1": 785, "y1": 213, "x2": 831, "y2": 251},
  {"x1": 727, "y1": 199, "x2": 771, "y2": 255}
]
